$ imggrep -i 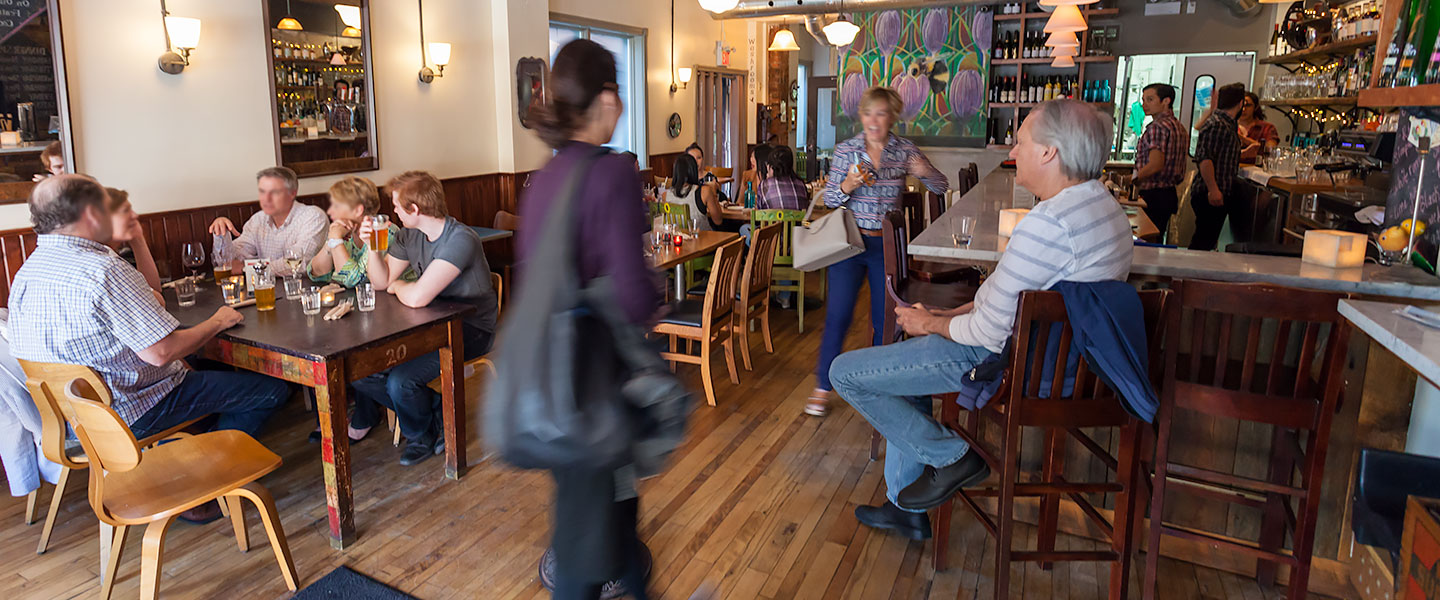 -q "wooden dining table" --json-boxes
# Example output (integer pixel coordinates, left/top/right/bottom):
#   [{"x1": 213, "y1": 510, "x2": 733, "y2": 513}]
[
  {"x1": 167, "y1": 282, "x2": 474, "y2": 550},
  {"x1": 648, "y1": 230, "x2": 740, "y2": 300}
]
